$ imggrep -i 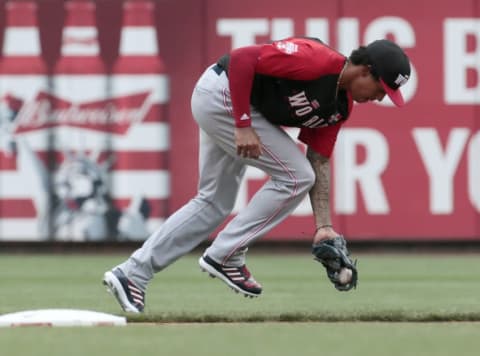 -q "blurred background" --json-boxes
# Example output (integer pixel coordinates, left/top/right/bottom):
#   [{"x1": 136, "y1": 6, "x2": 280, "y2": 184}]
[{"x1": 0, "y1": 0, "x2": 479, "y2": 245}]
